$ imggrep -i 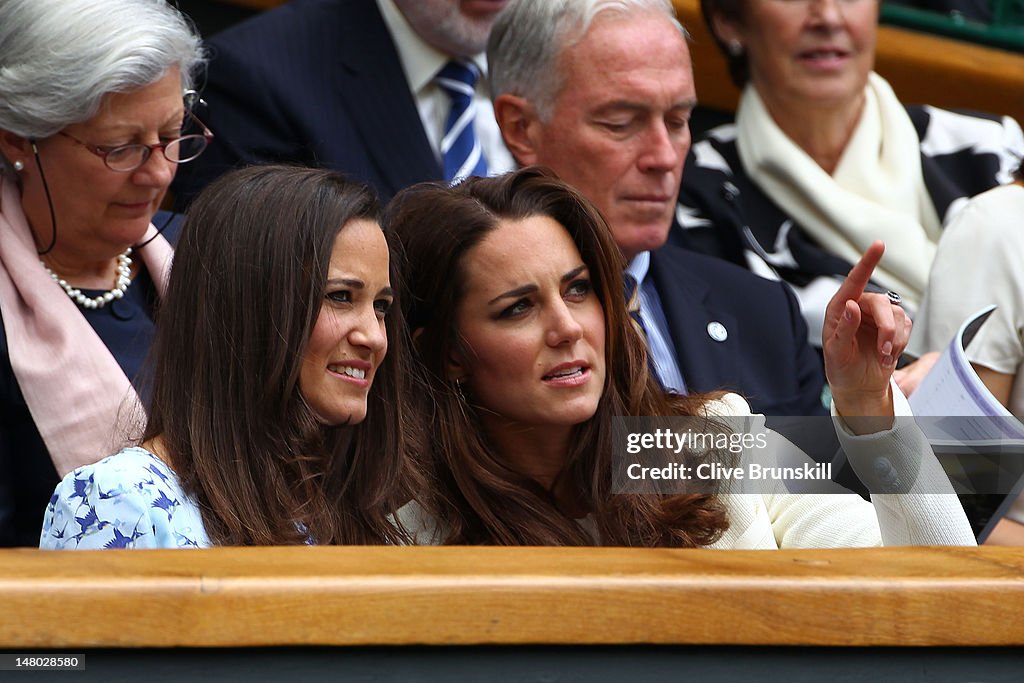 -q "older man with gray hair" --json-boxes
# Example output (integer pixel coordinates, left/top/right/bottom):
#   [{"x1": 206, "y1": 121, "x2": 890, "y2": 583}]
[{"x1": 487, "y1": 0, "x2": 827, "y2": 417}]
